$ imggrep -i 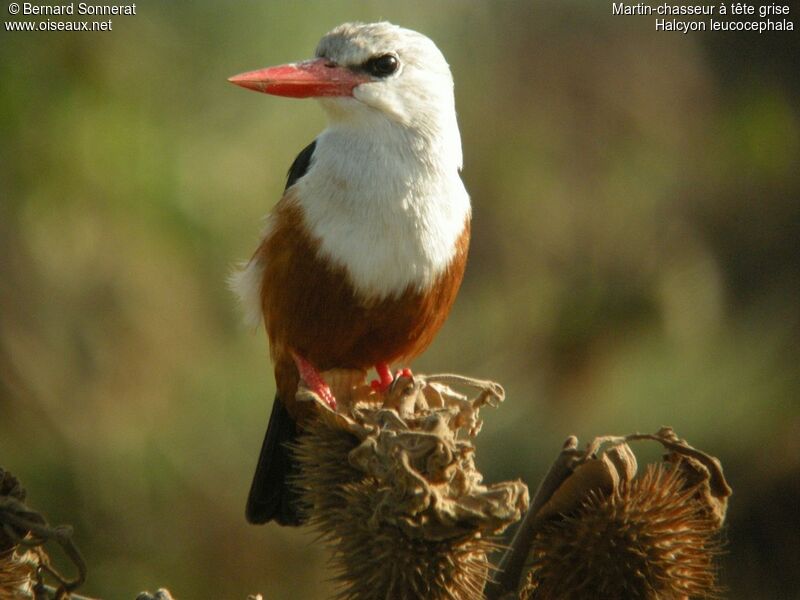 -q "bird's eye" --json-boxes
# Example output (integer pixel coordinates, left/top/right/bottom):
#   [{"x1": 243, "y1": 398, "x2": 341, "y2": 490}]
[{"x1": 365, "y1": 54, "x2": 399, "y2": 78}]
